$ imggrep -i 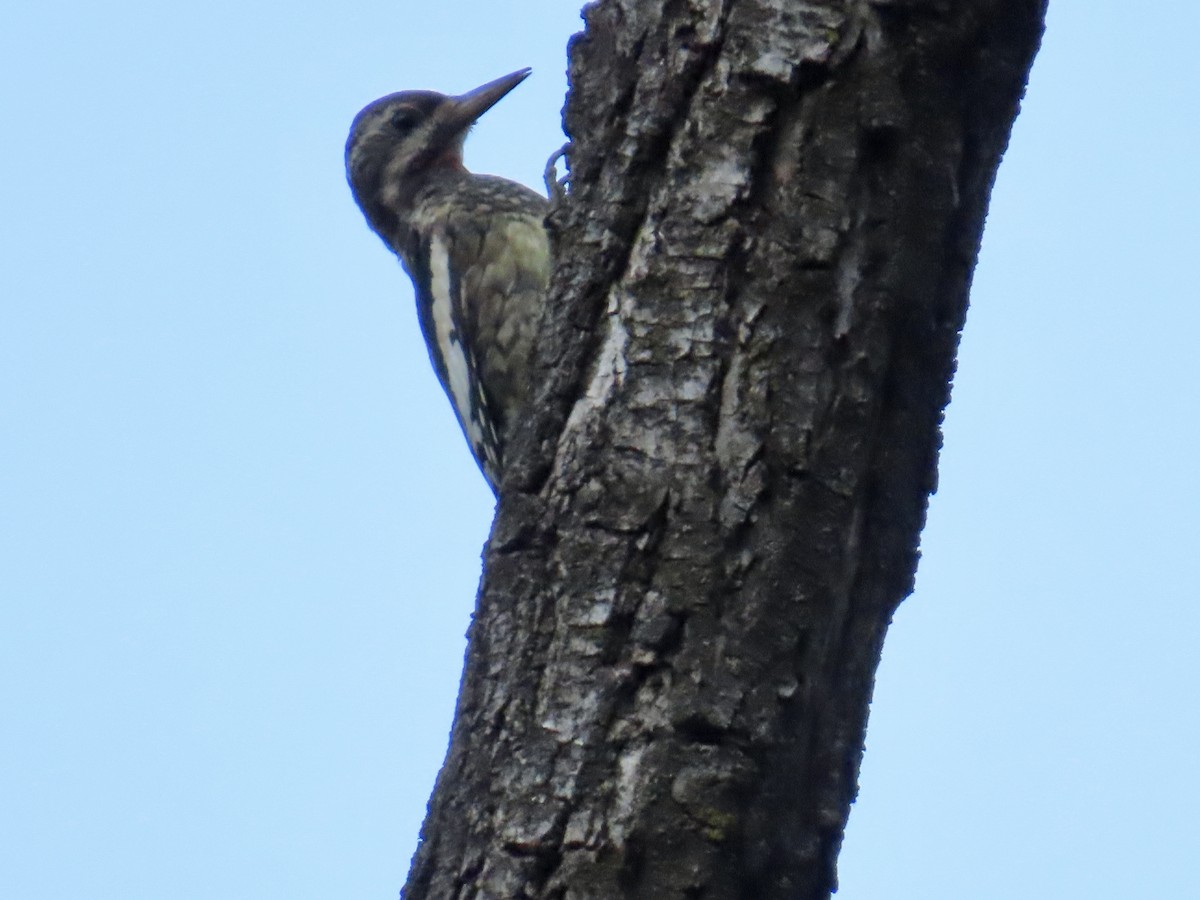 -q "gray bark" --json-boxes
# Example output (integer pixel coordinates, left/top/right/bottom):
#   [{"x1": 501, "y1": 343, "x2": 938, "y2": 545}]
[{"x1": 405, "y1": 1, "x2": 1045, "y2": 897}]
